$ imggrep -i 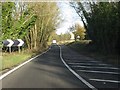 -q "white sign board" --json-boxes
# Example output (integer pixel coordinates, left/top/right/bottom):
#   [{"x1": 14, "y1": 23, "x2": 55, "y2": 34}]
[
  {"x1": 17, "y1": 39, "x2": 24, "y2": 46},
  {"x1": 7, "y1": 39, "x2": 14, "y2": 47}
]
